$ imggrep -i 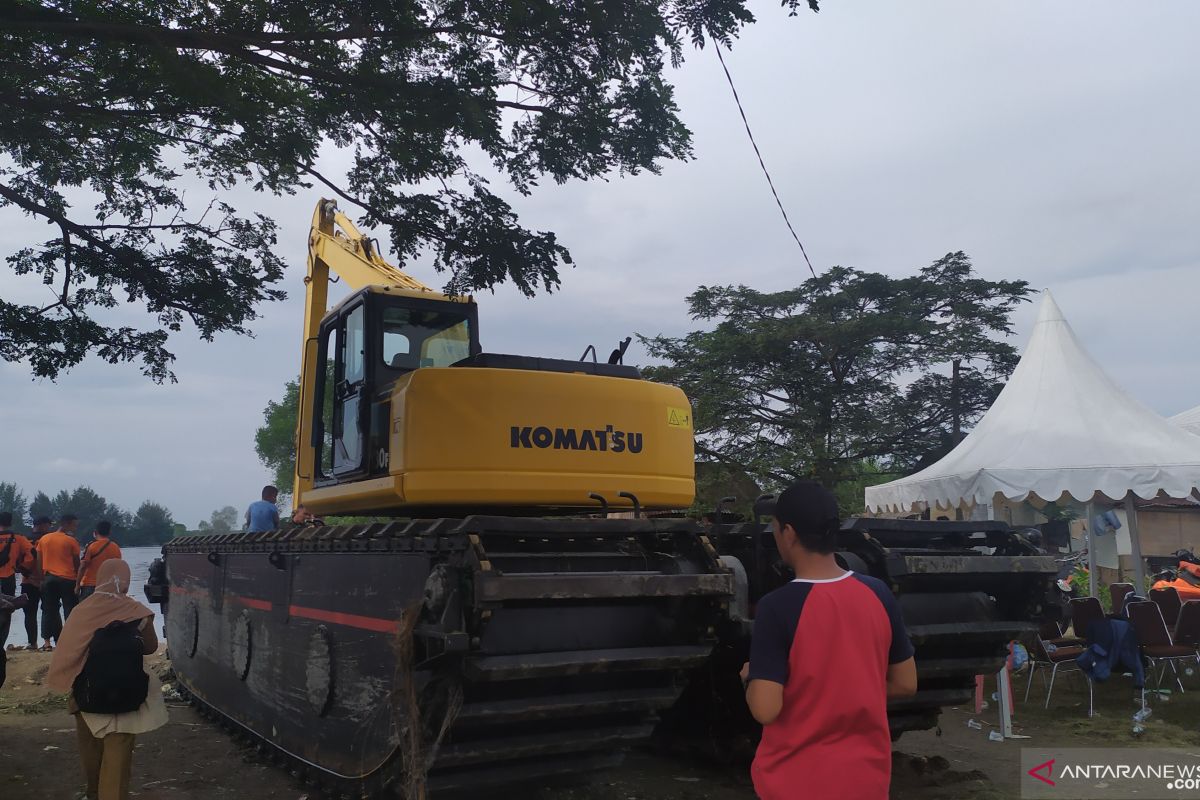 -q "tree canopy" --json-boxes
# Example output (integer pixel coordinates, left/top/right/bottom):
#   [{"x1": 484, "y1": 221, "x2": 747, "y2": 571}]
[
  {"x1": 0, "y1": 0, "x2": 819, "y2": 382},
  {"x1": 0, "y1": 482, "x2": 30, "y2": 533},
  {"x1": 254, "y1": 377, "x2": 300, "y2": 493},
  {"x1": 3, "y1": 484, "x2": 178, "y2": 544},
  {"x1": 198, "y1": 505, "x2": 241, "y2": 534},
  {"x1": 640, "y1": 253, "x2": 1031, "y2": 501}
]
